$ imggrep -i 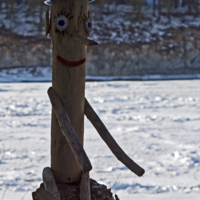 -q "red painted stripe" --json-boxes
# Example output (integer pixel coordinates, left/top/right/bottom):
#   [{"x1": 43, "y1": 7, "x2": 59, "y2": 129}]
[{"x1": 57, "y1": 56, "x2": 86, "y2": 67}]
